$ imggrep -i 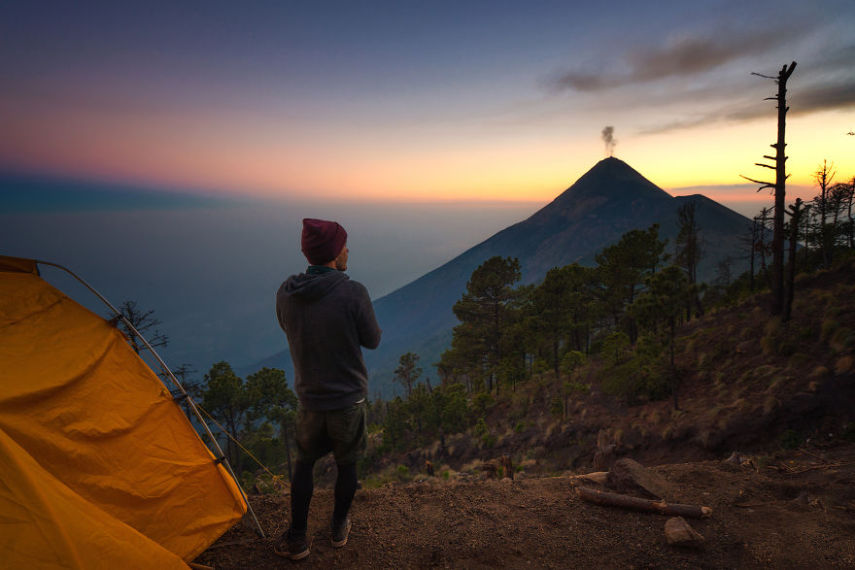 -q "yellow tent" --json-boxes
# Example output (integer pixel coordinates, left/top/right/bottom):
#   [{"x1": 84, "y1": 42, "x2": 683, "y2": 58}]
[{"x1": 0, "y1": 256, "x2": 248, "y2": 569}]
